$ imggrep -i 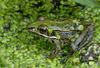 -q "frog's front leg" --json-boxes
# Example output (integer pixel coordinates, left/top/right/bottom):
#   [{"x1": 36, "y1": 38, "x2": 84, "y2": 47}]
[{"x1": 48, "y1": 39, "x2": 61, "y2": 59}]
